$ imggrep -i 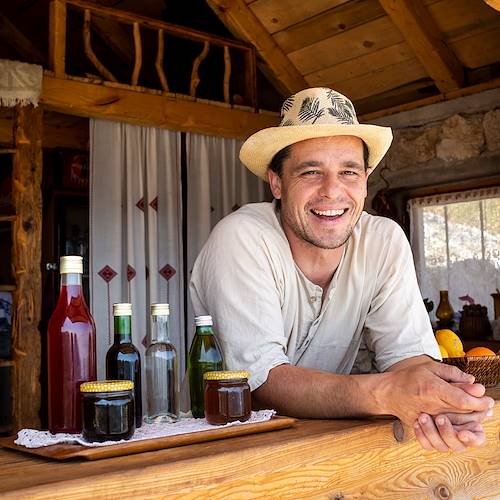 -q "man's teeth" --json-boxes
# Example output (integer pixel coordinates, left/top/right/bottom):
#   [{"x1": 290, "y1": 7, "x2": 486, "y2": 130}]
[{"x1": 313, "y1": 209, "x2": 346, "y2": 216}]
